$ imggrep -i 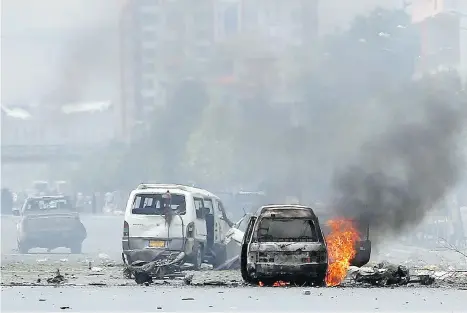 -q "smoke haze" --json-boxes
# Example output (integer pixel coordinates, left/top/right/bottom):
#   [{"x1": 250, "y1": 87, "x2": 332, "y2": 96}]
[
  {"x1": 331, "y1": 74, "x2": 467, "y2": 237},
  {"x1": 1, "y1": 0, "x2": 120, "y2": 105}
]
